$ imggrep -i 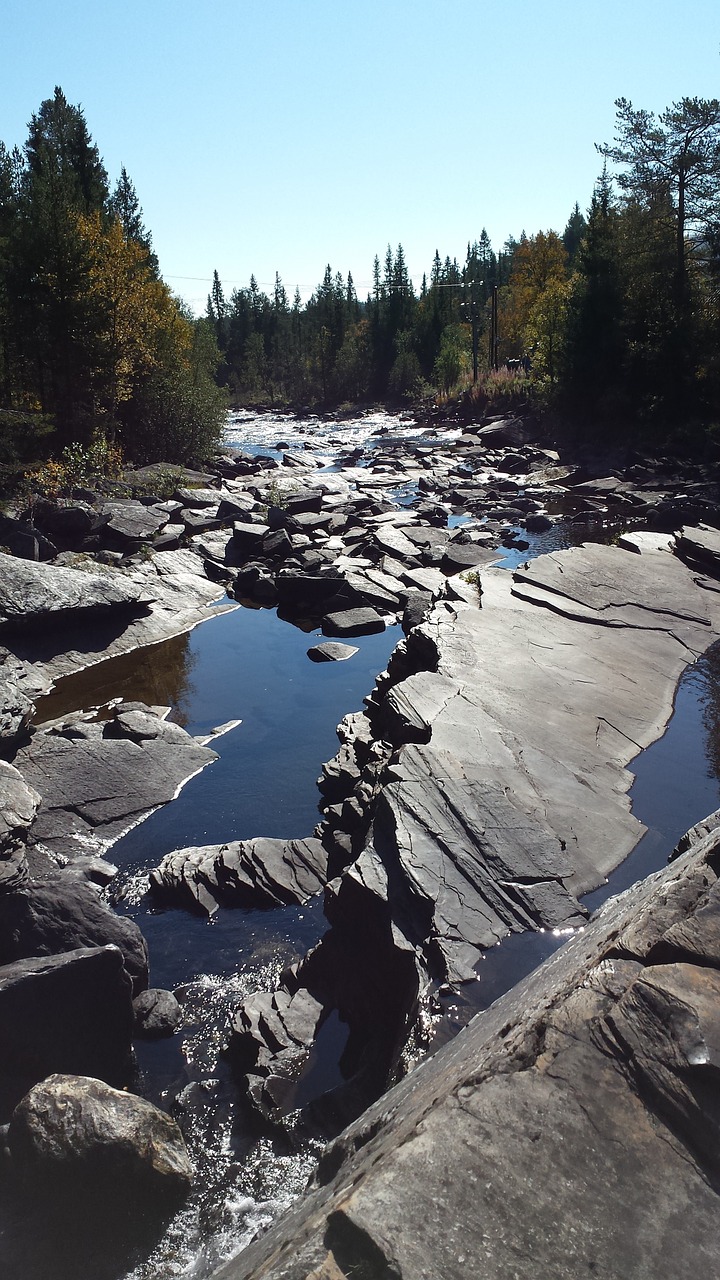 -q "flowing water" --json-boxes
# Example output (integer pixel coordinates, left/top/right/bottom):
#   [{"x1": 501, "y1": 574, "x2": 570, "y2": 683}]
[{"x1": 8, "y1": 409, "x2": 720, "y2": 1279}]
